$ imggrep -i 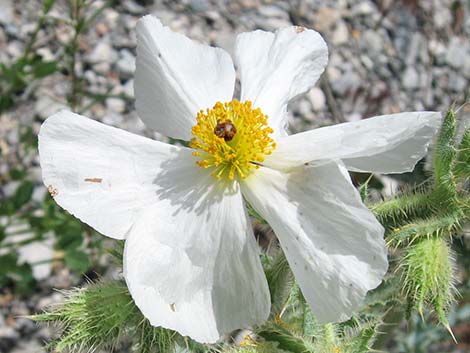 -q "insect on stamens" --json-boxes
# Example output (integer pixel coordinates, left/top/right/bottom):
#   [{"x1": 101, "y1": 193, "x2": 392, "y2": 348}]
[{"x1": 214, "y1": 119, "x2": 237, "y2": 142}]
